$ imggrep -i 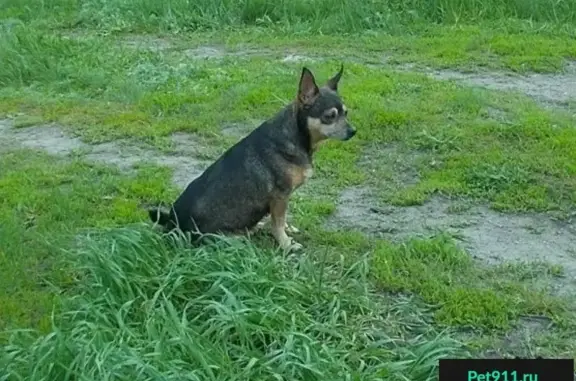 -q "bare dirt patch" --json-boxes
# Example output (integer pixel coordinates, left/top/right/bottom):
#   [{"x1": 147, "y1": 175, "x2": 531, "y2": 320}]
[
  {"x1": 62, "y1": 32, "x2": 174, "y2": 52},
  {"x1": 408, "y1": 62, "x2": 576, "y2": 106},
  {"x1": 281, "y1": 54, "x2": 315, "y2": 63},
  {"x1": 182, "y1": 45, "x2": 318, "y2": 64},
  {"x1": 462, "y1": 315, "x2": 557, "y2": 358},
  {"x1": 113, "y1": 36, "x2": 318, "y2": 63},
  {"x1": 0, "y1": 119, "x2": 210, "y2": 188},
  {"x1": 183, "y1": 45, "x2": 275, "y2": 60},
  {"x1": 326, "y1": 186, "x2": 576, "y2": 293},
  {"x1": 497, "y1": 316, "x2": 554, "y2": 357},
  {"x1": 1, "y1": 121, "x2": 85, "y2": 155}
]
